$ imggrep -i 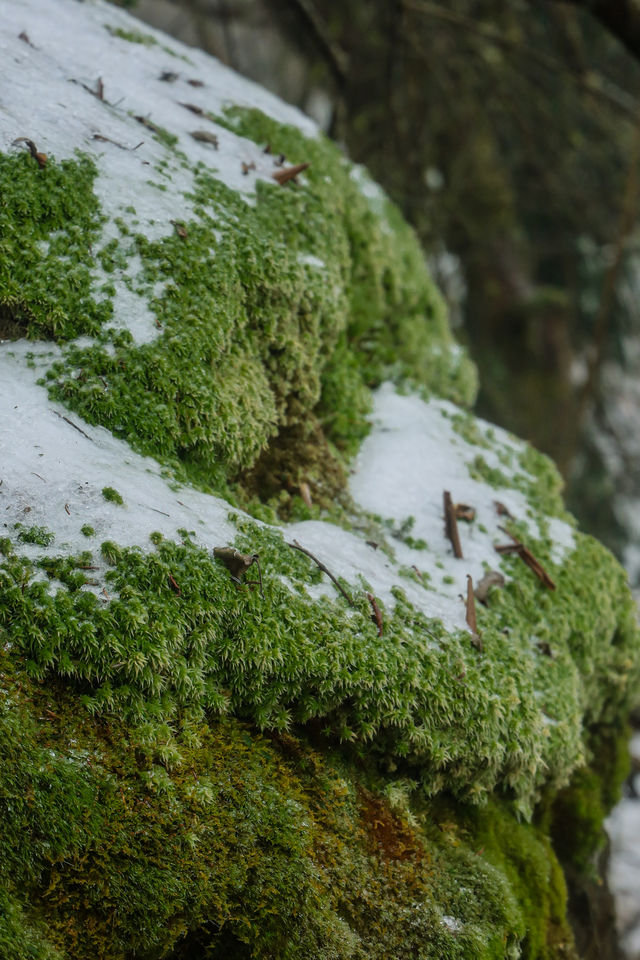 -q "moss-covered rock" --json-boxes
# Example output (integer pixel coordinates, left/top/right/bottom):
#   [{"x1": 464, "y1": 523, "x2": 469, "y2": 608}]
[{"x1": 0, "y1": 0, "x2": 638, "y2": 956}]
